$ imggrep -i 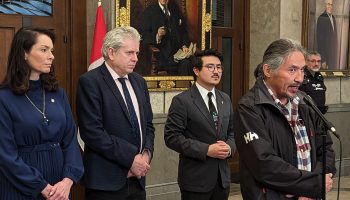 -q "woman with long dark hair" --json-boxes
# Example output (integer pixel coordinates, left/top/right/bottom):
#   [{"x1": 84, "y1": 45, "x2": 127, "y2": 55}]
[{"x1": 0, "y1": 27, "x2": 83, "y2": 200}]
